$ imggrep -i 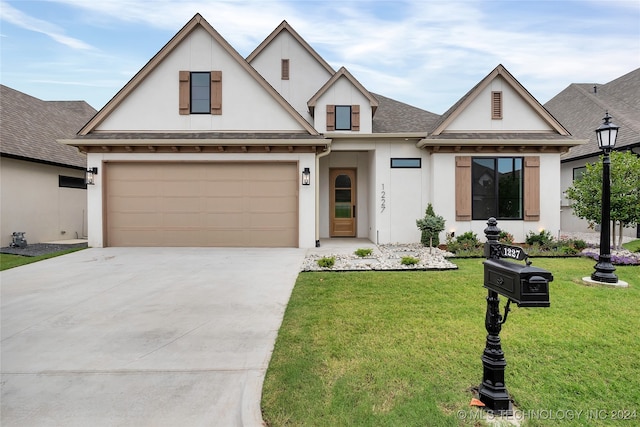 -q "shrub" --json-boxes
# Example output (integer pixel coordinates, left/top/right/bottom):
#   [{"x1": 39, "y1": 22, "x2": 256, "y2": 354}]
[
  {"x1": 401, "y1": 256, "x2": 419, "y2": 265},
  {"x1": 456, "y1": 231, "x2": 480, "y2": 248},
  {"x1": 354, "y1": 248, "x2": 373, "y2": 257},
  {"x1": 572, "y1": 239, "x2": 587, "y2": 250},
  {"x1": 498, "y1": 231, "x2": 514, "y2": 244},
  {"x1": 525, "y1": 230, "x2": 554, "y2": 247},
  {"x1": 317, "y1": 256, "x2": 335, "y2": 268},
  {"x1": 417, "y1": 203, "x2": 445, "y2": 248}
]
